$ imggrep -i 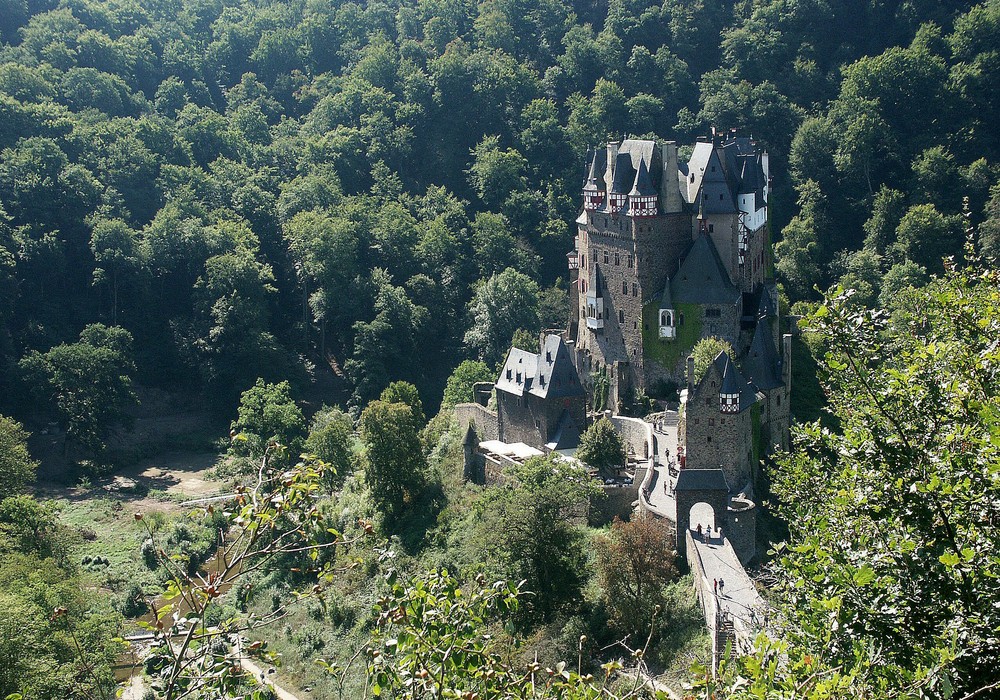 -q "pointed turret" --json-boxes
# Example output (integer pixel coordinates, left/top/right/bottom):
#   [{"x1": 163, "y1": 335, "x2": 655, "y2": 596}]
[
  {"x1": 606, "y1": 152, "x2": 632, "y2": 213},
  {"x1": 582, "y1": 149, "x2": 606, "y2": 211},
  {"x1": 628, "y1": 158, "x2": 658, "y2": 217}
]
